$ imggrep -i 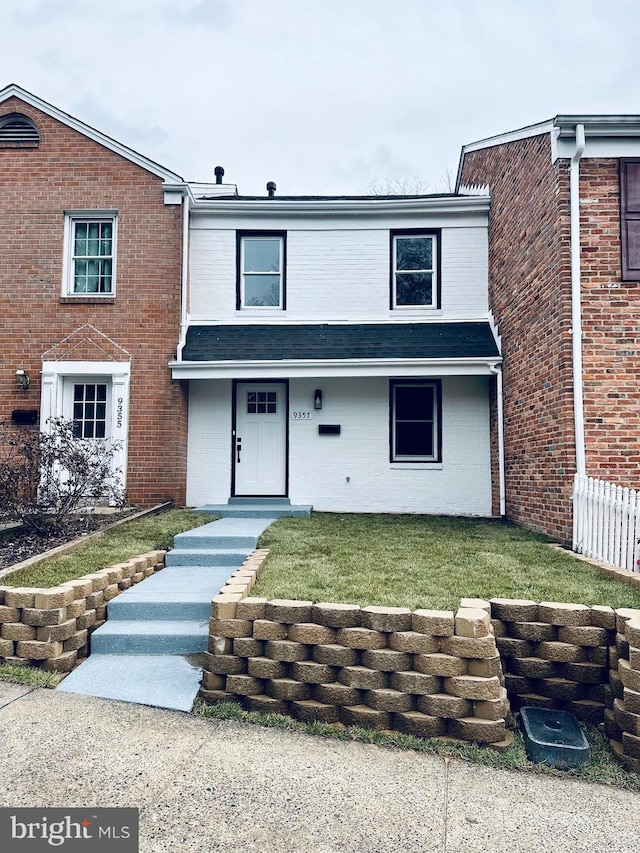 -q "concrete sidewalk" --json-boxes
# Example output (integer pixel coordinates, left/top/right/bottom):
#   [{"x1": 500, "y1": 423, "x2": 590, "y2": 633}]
[{"x1": 0, "y1": 684, "x2": 638, "y2": 853}]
